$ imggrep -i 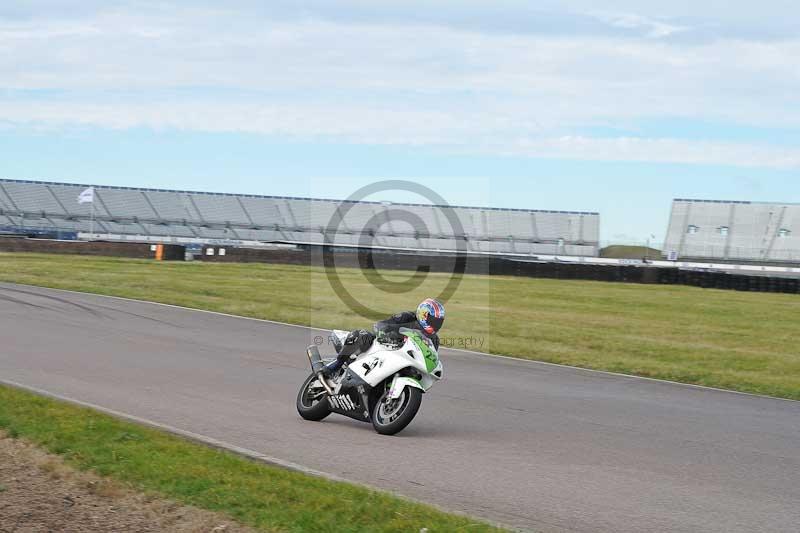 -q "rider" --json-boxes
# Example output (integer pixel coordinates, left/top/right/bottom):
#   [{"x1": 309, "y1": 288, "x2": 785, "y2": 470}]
[{"x1": 320, "y1": 298, "x2": 445, "y2": 377}]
